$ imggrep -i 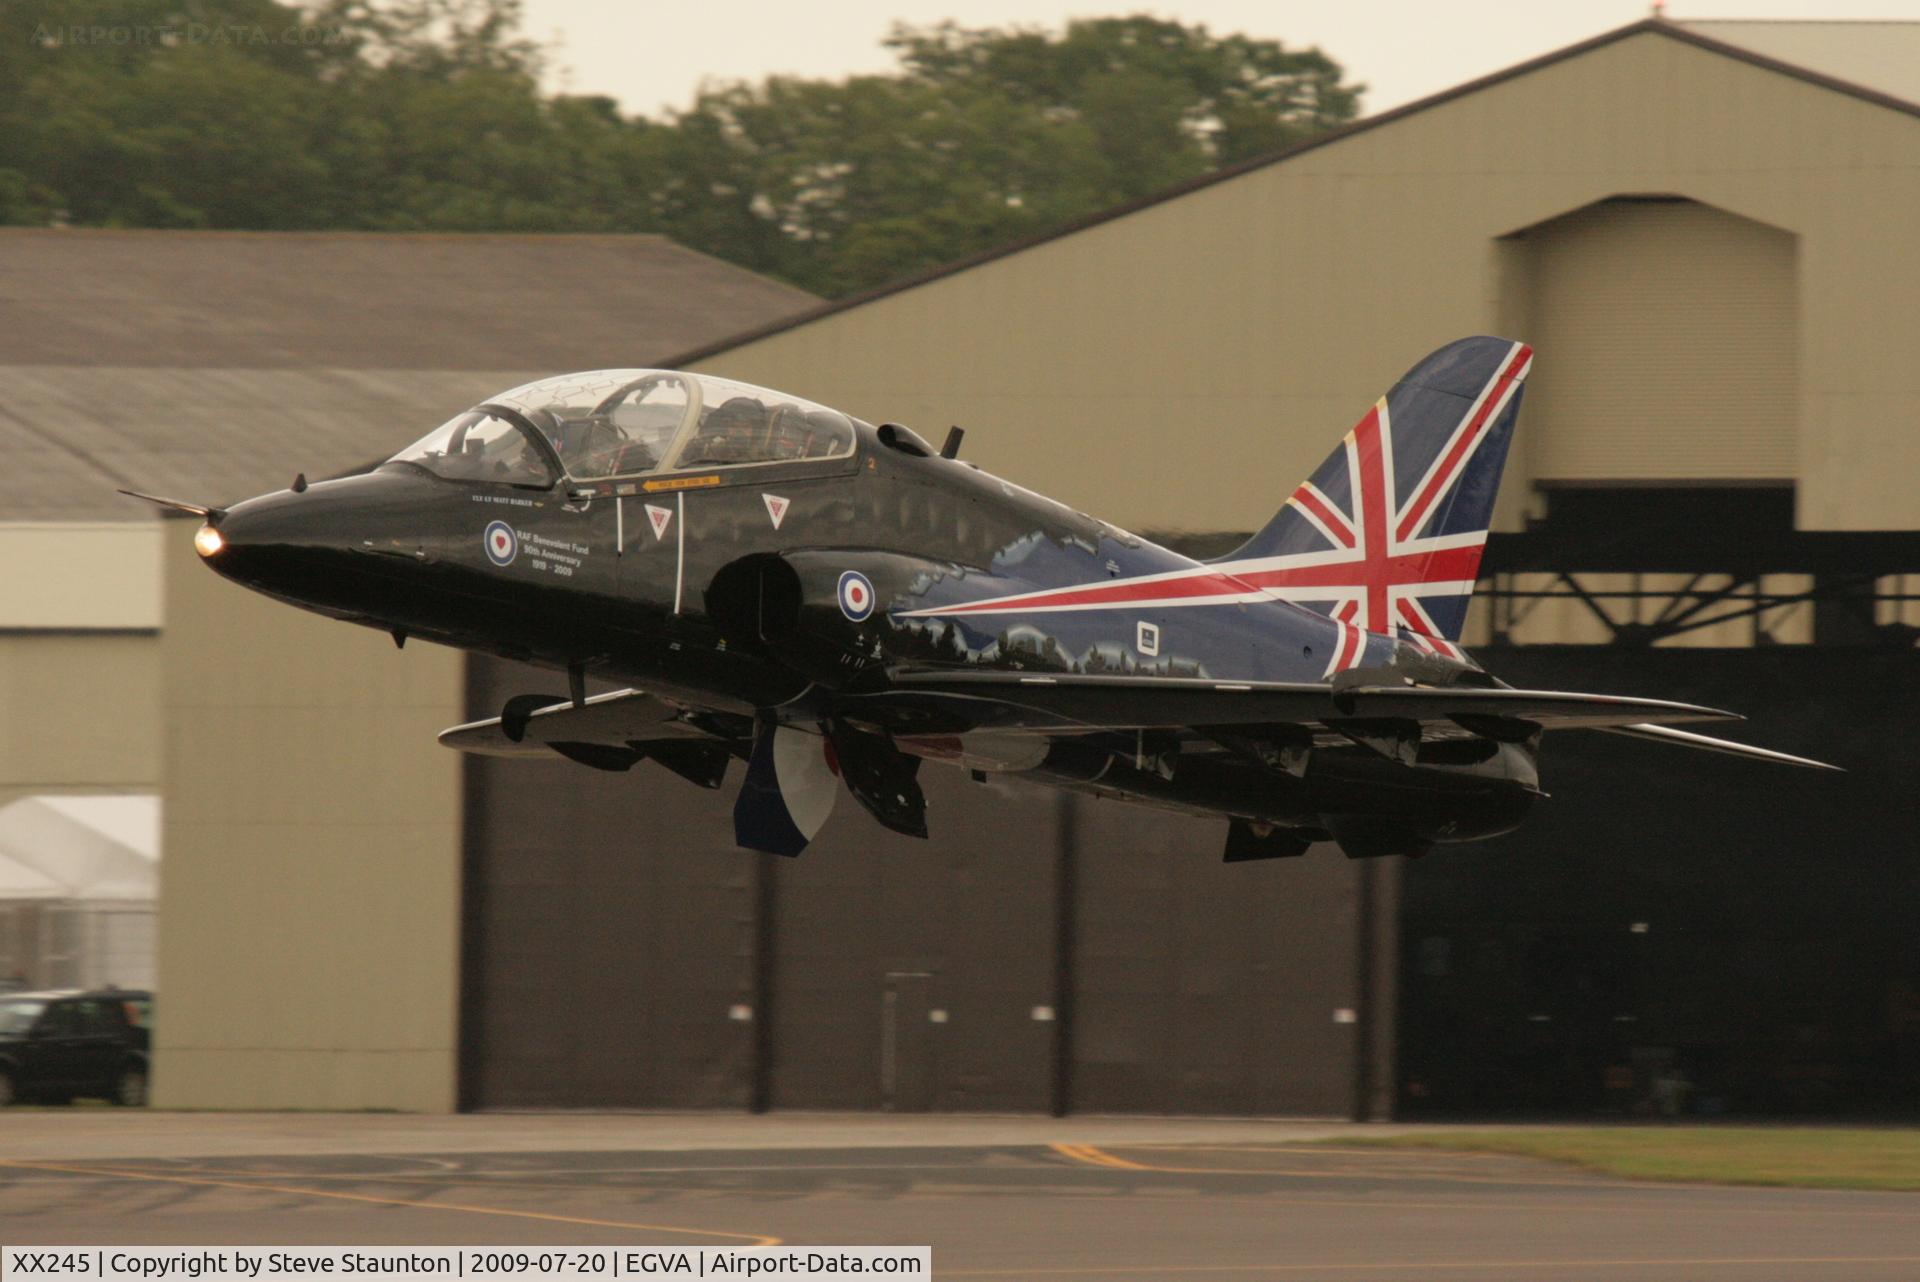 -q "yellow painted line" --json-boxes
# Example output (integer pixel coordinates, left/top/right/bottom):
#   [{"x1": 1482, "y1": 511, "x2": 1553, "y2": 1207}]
[
  {"x1": 941, "y1": 1256, "x2": 1920, "y2": 1278},
  {"x1": 0, "y1": 1159, "x2": 780, "y2": 1245},
  {"x1": 98, "y1": 1160, "x2": 981, "y2": 1182},
  {"x1": 1051, "y1": 1143, "x2": 1152, "y2": 1171},
  {"x1": 1129, "y1": 1144, "x2": 1512, "y2": 1159},
  {"x1": 1185, "y1": 1160, "x2": 1592, "y2": 1186},
  {"x1": 1038, "y1": 1147, "x2": 1918, "y2": 1216},
  {"x1": 642, "y1": 474, "x2": 721, "y2": 492},
  {"x1": 1053, "y1": 1143, "x2": 1637, "y2": 1189}
]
